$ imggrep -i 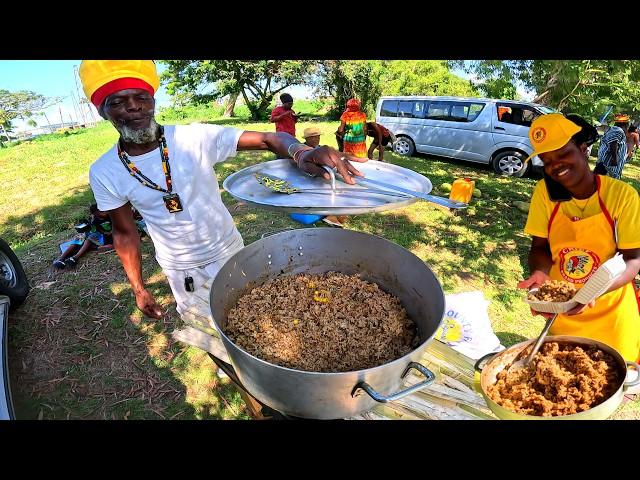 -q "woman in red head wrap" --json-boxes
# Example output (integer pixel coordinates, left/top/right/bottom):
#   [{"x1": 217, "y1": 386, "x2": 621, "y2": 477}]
[{"x1": 337, "y1": 98, "x2": 367, "y2": 158}]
